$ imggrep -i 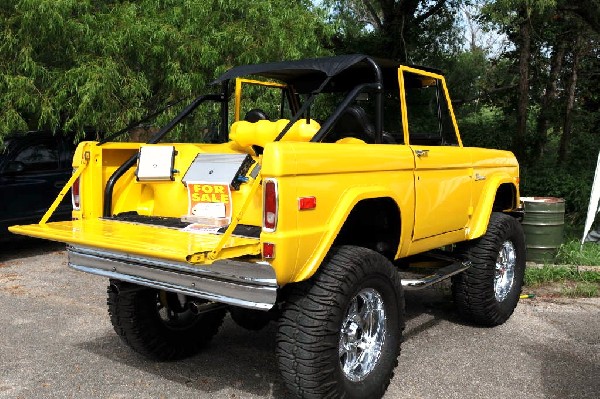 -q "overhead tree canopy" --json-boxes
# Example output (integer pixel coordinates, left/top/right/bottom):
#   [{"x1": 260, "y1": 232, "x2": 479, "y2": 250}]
[
  {"x1": 323, "y1": 0, "x2": 463, "y2": 64},
  {"x1": 0, "y1": 0, "x2": 330, "y2": 139}
]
